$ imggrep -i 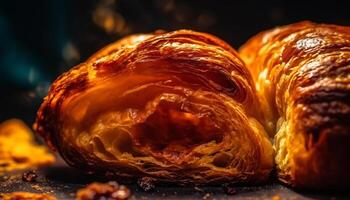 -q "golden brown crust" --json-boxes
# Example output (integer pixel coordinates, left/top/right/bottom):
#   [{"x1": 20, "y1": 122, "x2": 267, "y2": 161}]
[
  {"x1": 240, "y1": 21, "x2": 350, "y2": 189},
  {"x1": 87, "y1": 34, "x2": 154, "y2": 63},
  {"x1": 34, "y1": 30, "x2": 273, "y2": 184}
]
